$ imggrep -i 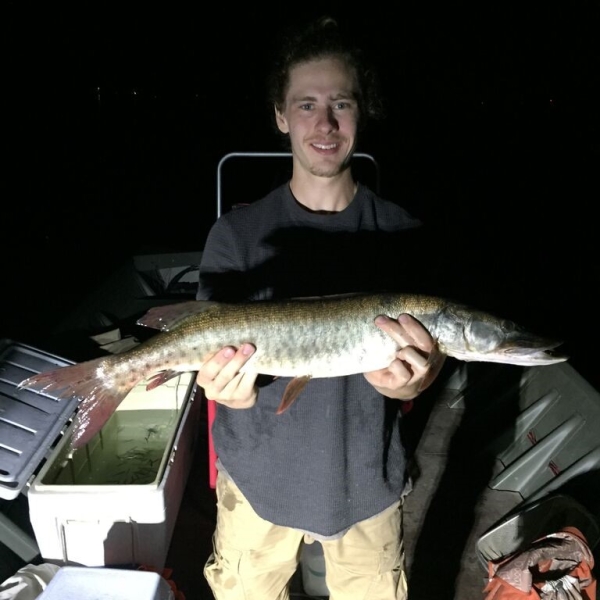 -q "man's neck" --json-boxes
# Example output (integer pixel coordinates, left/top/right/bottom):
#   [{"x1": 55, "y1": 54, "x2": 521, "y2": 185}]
[{"x1": 289, "y1": 171, "x2": 357, "y2": 213}]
